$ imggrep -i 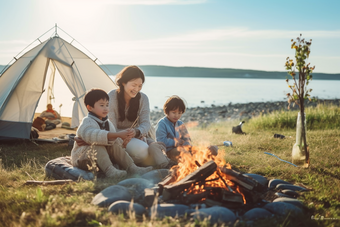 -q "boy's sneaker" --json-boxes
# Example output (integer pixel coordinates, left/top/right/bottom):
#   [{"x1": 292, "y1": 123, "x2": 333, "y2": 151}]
[
  {"x1": 128, "y1": 164, "x2": 153, "y2": 176},
  {"x1": 105, "y1": 165, "x2": 127, "y2": 179}
]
